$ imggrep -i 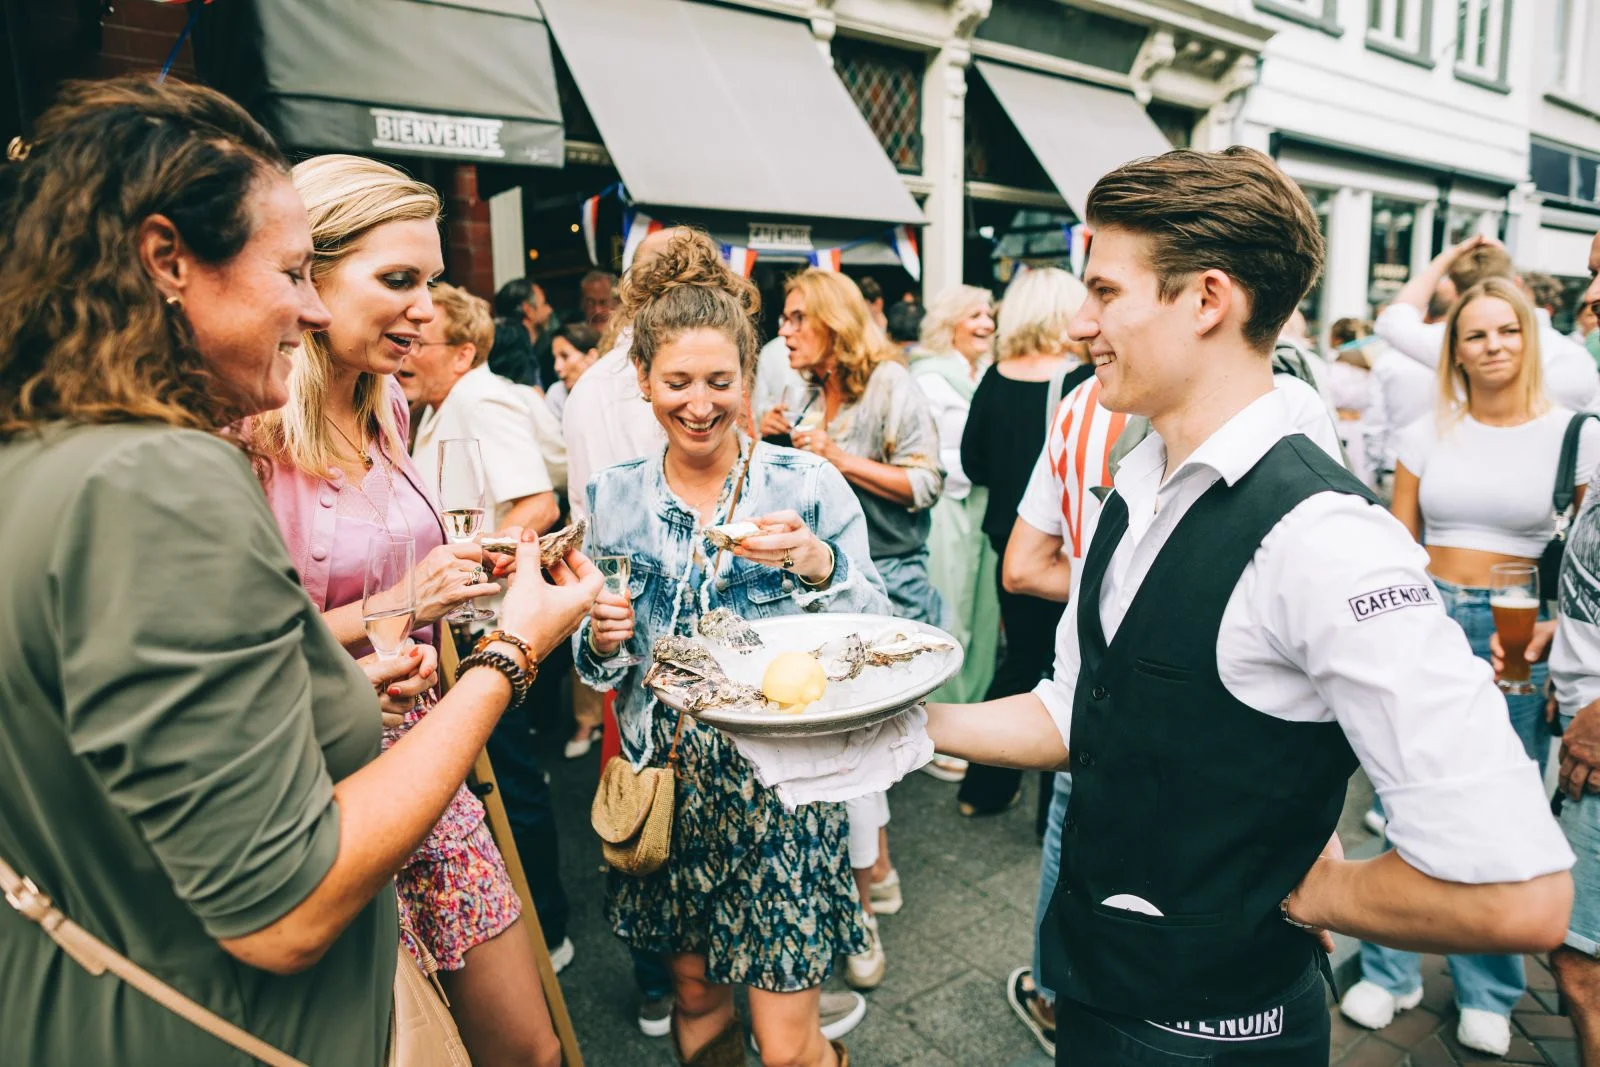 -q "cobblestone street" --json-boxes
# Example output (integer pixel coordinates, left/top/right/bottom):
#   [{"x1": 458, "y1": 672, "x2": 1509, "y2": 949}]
[{"x1": 544, "y1": 749, "x2": 1582, "y2": 1067}]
